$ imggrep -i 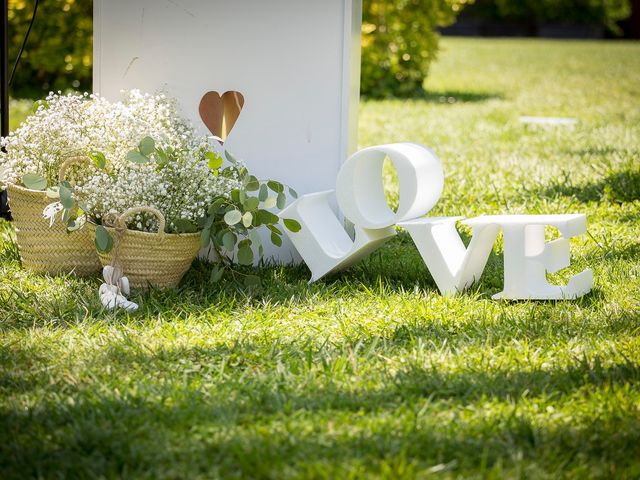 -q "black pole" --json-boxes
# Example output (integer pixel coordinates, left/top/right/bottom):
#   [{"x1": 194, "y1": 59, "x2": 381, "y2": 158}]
[
  {"x1": 0, "y1": 0, "x2": 11, "y2": 219},
  {"x1": 0, "y1": 0, "x2": 7, "y2": 138},
  {"x1": 1, "y1": 0, "x2": 10, "y2": 219}
]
